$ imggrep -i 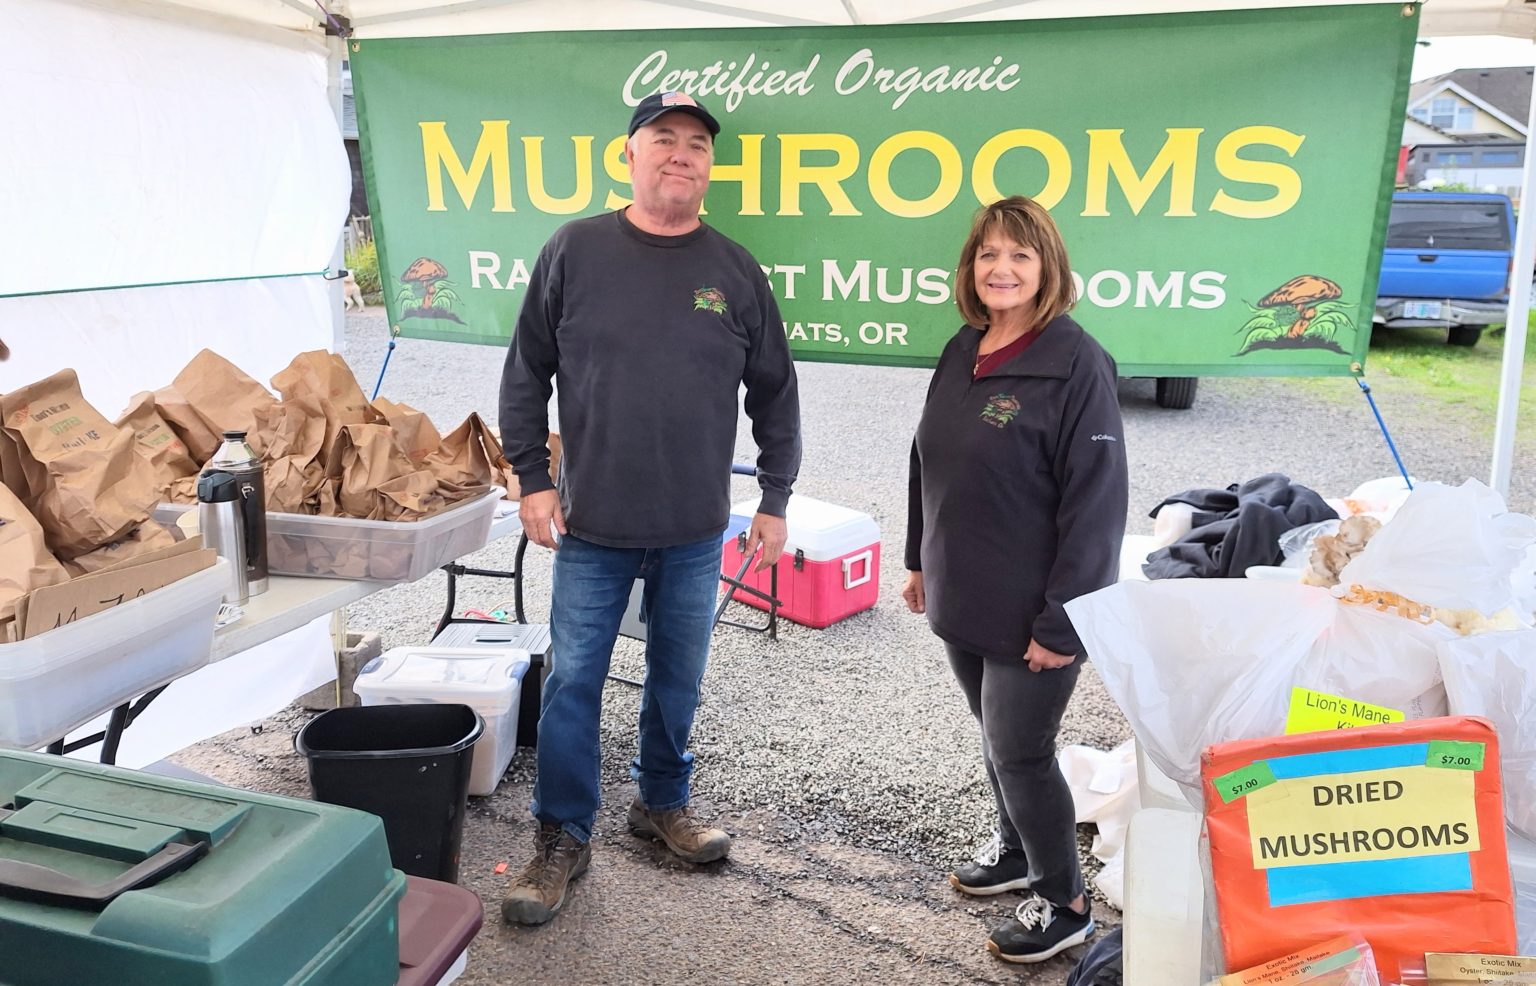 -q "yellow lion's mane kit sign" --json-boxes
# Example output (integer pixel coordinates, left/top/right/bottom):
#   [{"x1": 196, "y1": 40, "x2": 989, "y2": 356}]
[{"x1": 1203, "y1": 717, "x2": 1516, "y2": 981}]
